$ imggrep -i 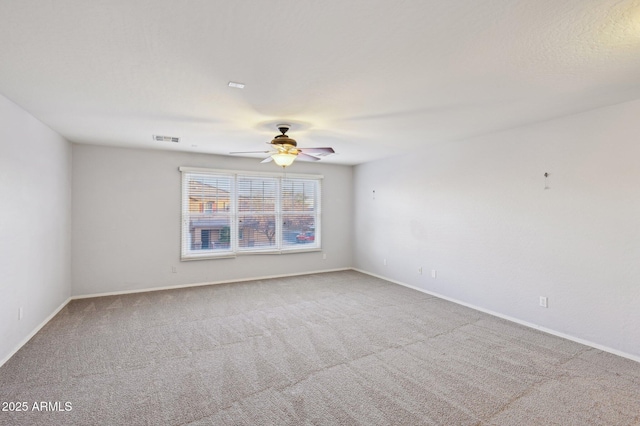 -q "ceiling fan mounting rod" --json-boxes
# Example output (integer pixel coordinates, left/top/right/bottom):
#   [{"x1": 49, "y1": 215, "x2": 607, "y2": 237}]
[{"x1": 276, "y1": 123, "x2": 291, "y2": 135}]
